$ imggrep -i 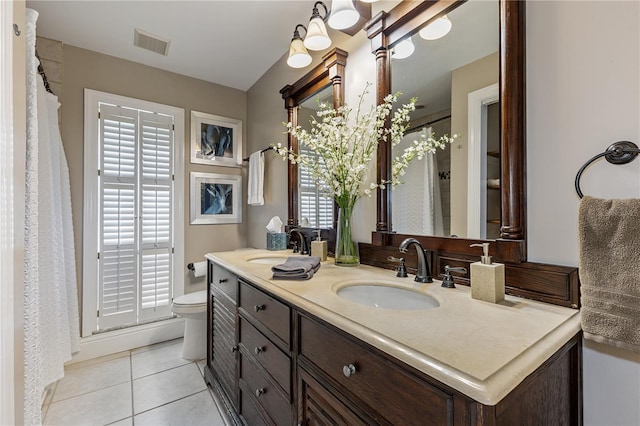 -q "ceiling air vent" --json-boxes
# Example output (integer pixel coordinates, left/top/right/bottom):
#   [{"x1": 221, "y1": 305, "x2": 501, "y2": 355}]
[{"x1": 133, "y1": 28, "x2": 170, "y2": 56}]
